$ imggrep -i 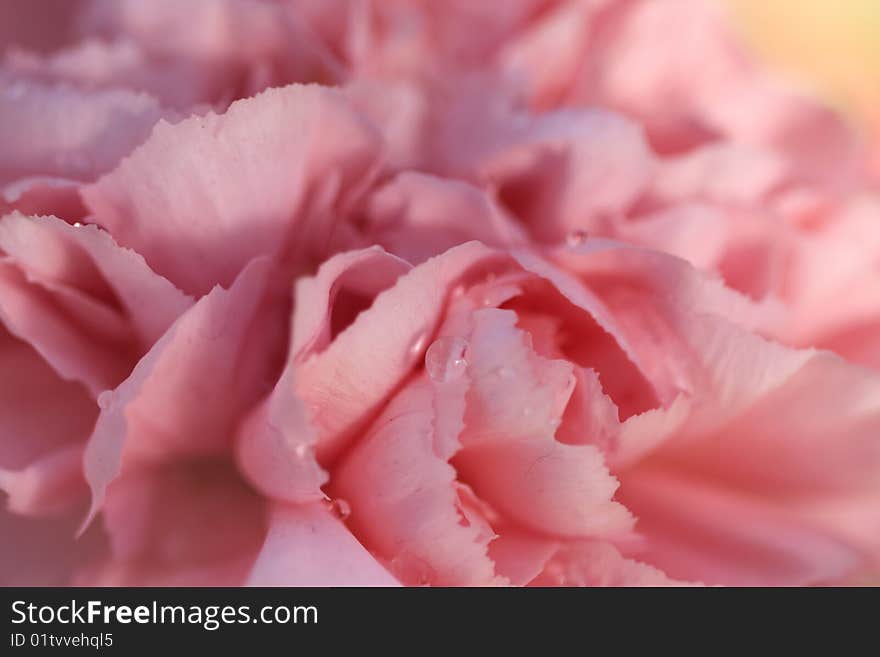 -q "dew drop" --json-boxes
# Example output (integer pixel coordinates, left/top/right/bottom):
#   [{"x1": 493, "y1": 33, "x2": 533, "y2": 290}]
[
  {"x1": 565, "y1": 229, "x2": 589, "y2": 246},
  {"x1": 72, "y1": 222, "x2": 84, "y2": 228},
  {"x1": 408, "y1": 332, "x2": 428, "y2": 358},
  {"x1": 97, "y1": 390, "x2": 114, "y2": 411},
  {"x1": 294, "y1": 443, "x2": 309, "y2": 459},
  {"x1": 325, "y1": 498, "x2": 351, "y2": 520},
  {"x1": 425, "y1": 336, "x2": 469, "y2": 383}
]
